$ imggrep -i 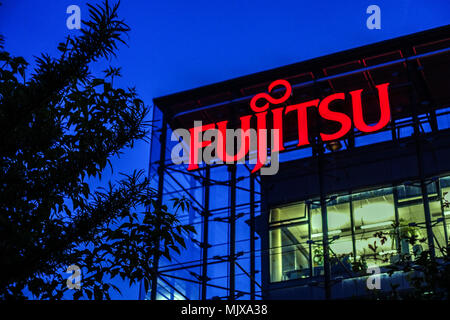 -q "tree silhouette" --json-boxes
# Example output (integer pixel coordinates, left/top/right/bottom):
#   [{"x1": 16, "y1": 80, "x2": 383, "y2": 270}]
[{"x1": 0, "y1": 0, "x2": 193, "y2": 299}]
